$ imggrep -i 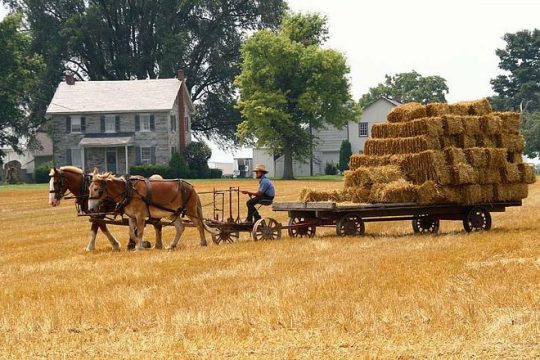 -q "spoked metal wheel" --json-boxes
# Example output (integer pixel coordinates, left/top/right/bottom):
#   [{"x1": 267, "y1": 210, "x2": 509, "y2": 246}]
[
  {"x1": 287, "y1": 217, "x2": 316, "y2": 238},
  {"x1": 336, "y1": 214, "x2": 365, "y2": 237},
  {"x1": 412, "y1": 215, "x2": 440, "y2": 234},
  {"x1": 463, "y1": 207, "x2": 492, "y2": 233},
  {"x1": 211, "y1": 230, "x2": 240, "y2": 245},
  {"x1": 252, "y1": 218, "x2": 282, "y2": 241}
]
